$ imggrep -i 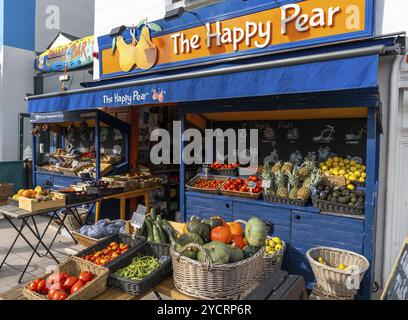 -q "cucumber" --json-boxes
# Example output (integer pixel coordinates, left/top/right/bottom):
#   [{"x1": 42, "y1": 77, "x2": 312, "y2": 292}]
[
  {"x1": 151, "y1": 208, "x2": 158, "y2": 221},
  {"x1": 152, "y1": 223, "x2": 162, "y2": 244},
  {"x1": 156, "y1": 221, "x2": 169, "y2": 244},
  {"x1": 145, "y1": 217, "x2": 154, "y2": 242}
]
